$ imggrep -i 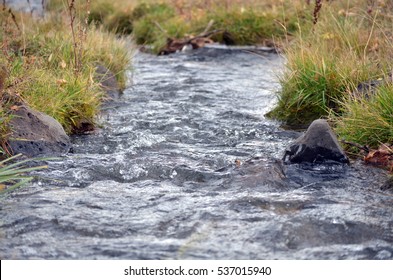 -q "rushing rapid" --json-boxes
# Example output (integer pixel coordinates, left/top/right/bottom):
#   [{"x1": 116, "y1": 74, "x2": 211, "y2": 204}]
[{"x1": 1, "y1": 47, "x2": 392, "y2": 259}]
